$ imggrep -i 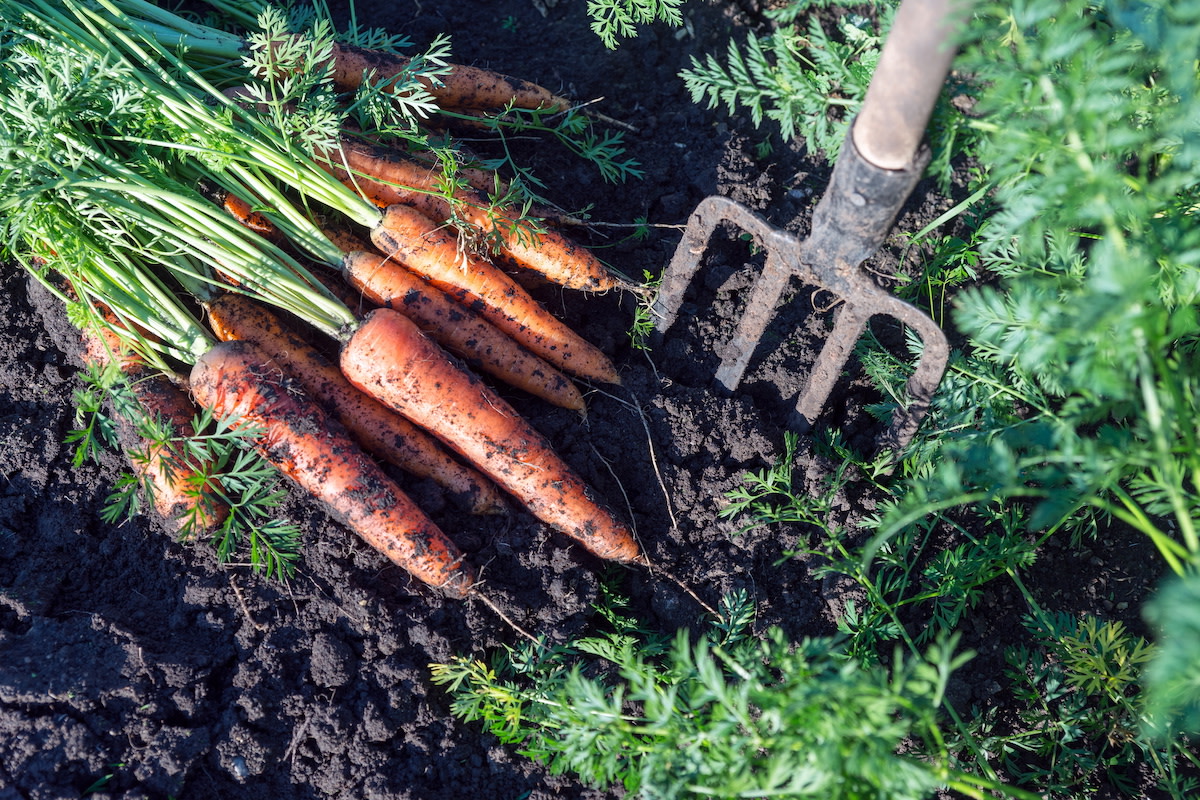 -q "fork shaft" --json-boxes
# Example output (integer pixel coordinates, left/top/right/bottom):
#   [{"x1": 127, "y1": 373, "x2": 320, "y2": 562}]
[{"x1": 804, "y1": 129, "x2": 930, "y2": 289}]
